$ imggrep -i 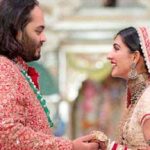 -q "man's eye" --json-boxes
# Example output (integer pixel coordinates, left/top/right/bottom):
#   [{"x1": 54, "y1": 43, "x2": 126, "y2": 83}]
[{"x1": 35, "y1": 30, "x2": 41, "y2": 34}]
